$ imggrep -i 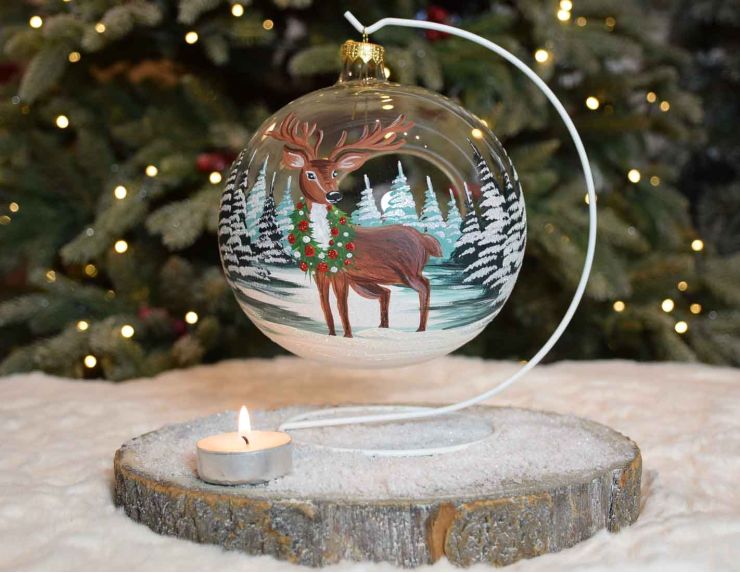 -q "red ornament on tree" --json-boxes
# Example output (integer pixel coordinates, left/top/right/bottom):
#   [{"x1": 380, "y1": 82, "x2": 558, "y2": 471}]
[
  {"x1": 423, "y1": 6, "x2": 451, "y2": 41},
  {"x1": 287, "y1": 233, "x2": 296, "y2": 244},
  {"x1": 196, "y1": 151, "x2": 236, "y2": 173},
  {"x1": 299, "y1": 261, "x2": 308, "y2": 272},
  {"x1": 298, "y1": 220, "x2": 309, "y2": 232},
  {"x1": 345, "y1": 241, "x2": 355, "y2": 251},
  {"x1": 331, "y1": 227, "x2": 339, "y2": 236},
  {"x1": 317, "y1": 262, "x2": 329, "y2": 273},
  {"x1": 304, "y1": 244, "x2": 315, "y2": 257},
  {"x1": 328, "y1": 249, "x2": 338, "y2": 259}
]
